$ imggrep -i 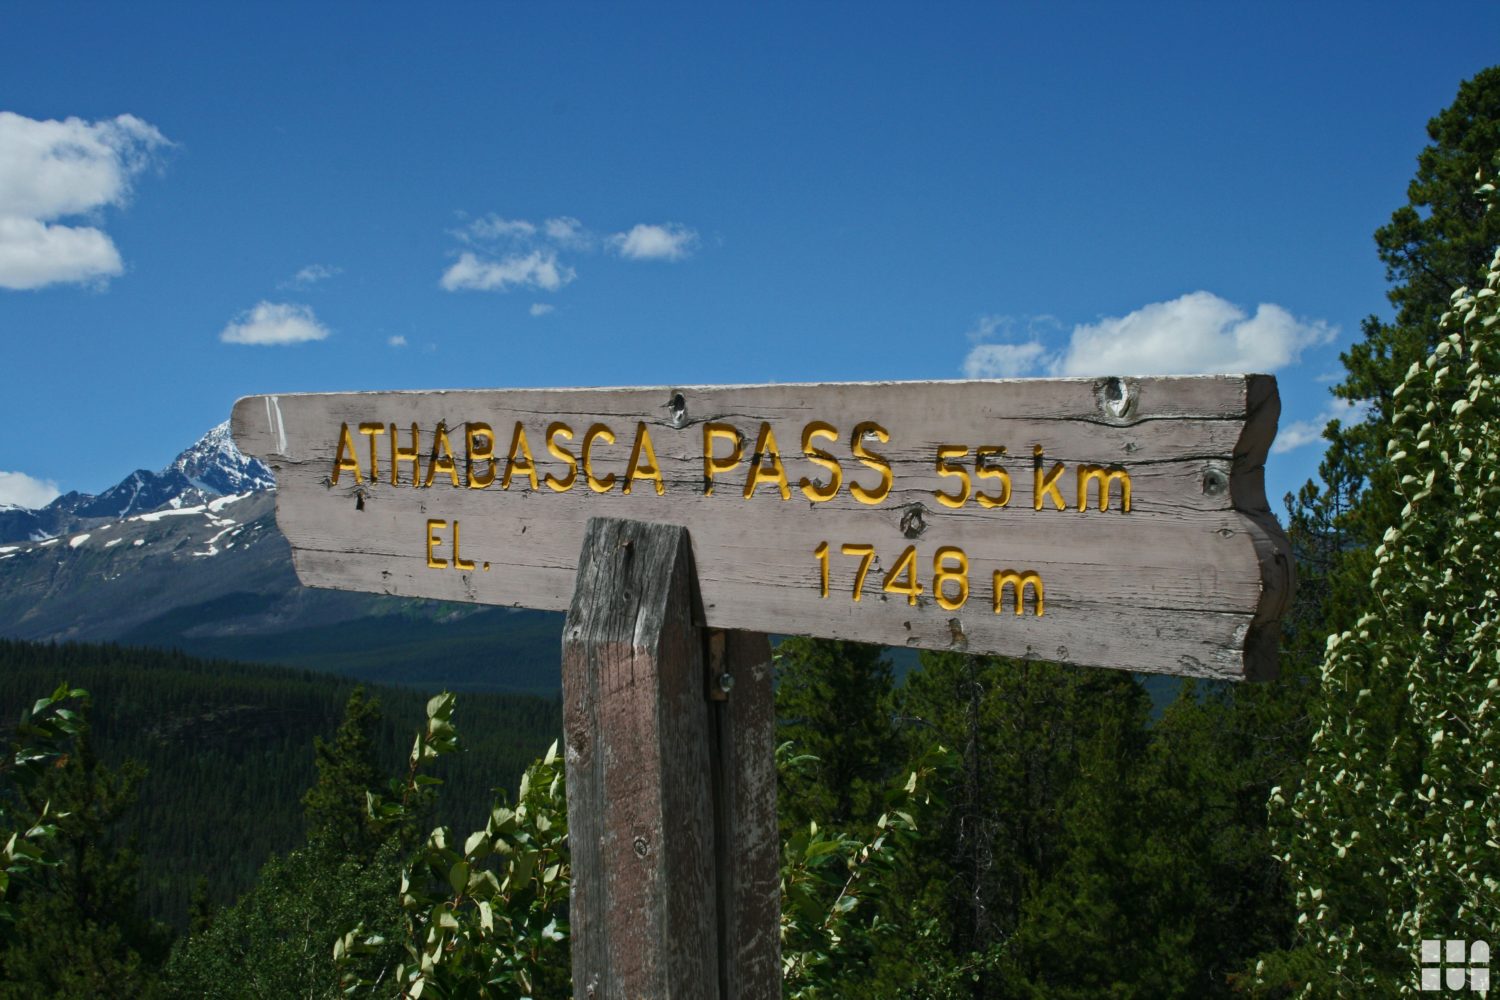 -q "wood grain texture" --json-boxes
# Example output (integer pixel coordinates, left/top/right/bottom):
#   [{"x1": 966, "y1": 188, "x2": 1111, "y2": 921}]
[
  {"x1": 562, "y1": 519, "x2": 719, "y2": 999},
  {"x1": 232, "y1": 376, "x2": 1294, "y2": 680},
  {"x1": 710, "y1": 630, "x2": 782, "y2": 999}
]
